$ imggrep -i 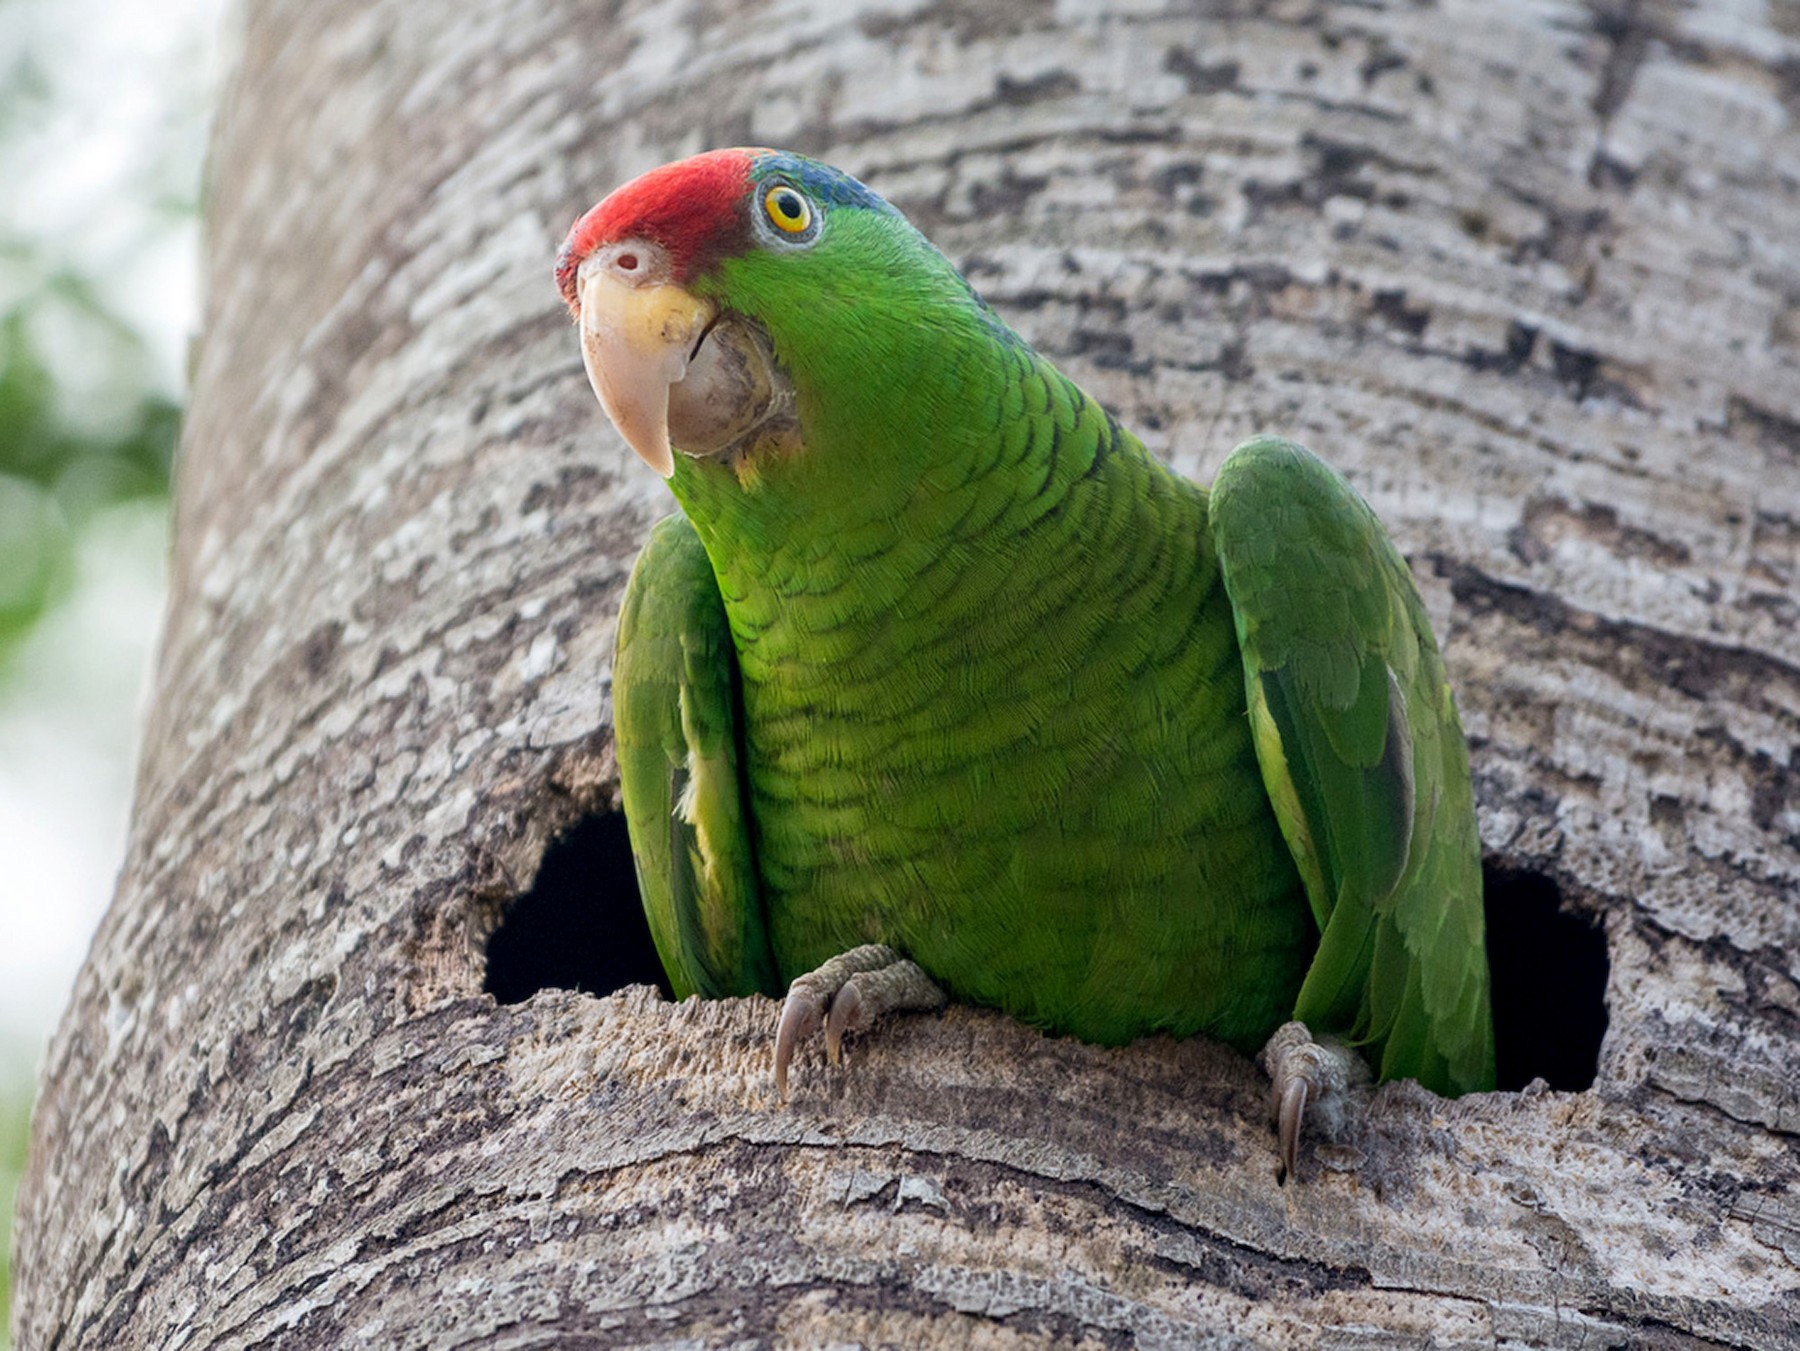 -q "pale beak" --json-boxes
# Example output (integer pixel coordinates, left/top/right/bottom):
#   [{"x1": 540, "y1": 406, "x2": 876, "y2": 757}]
[{"x1": 577, "y1": 266, "x2": 715, "y2": 478}]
